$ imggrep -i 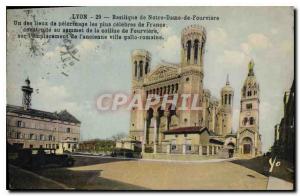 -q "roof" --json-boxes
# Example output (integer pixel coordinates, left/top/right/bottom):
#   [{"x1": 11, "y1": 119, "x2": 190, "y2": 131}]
[
  {"x1": 6, "y1": 104, "x2": 81, "y2": 124},
  {"x1": 163, "y1": 126, "x2": 219, "y2": 136}
]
